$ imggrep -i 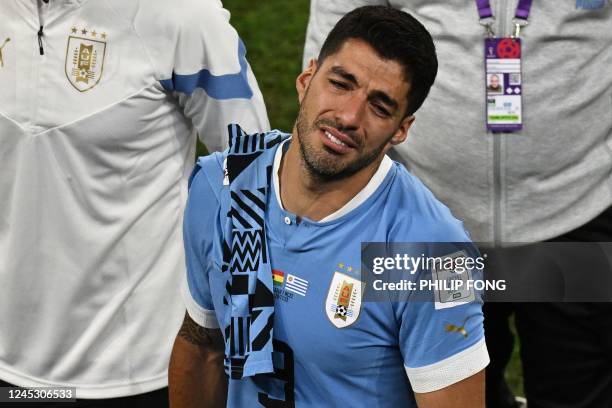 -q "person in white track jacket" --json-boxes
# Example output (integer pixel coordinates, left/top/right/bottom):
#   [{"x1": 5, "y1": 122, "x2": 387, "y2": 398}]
[
  {"x1": 303, "y1": 1, "x2": 612, "y2": 408},
  {"x1": 0, "y1": 0, "x2": 268, "y2": 405}
]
